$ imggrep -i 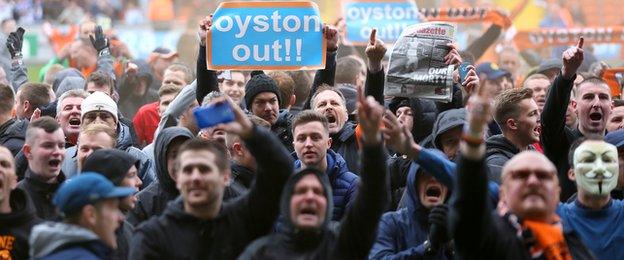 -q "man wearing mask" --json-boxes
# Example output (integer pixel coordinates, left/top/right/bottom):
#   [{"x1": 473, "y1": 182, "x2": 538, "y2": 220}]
[
  {"x1": 29, "y1": 174, "x2": 133, "y2": 259},
  {"x1": 558, "y1": 138, "x2": 624, "y2": 260},
  {"x1": 541, "y1": 37, "x2": 612, "y2": 201},
  {"x1": 239, "y1": 88, "x2": 387, "y2": 259}
]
